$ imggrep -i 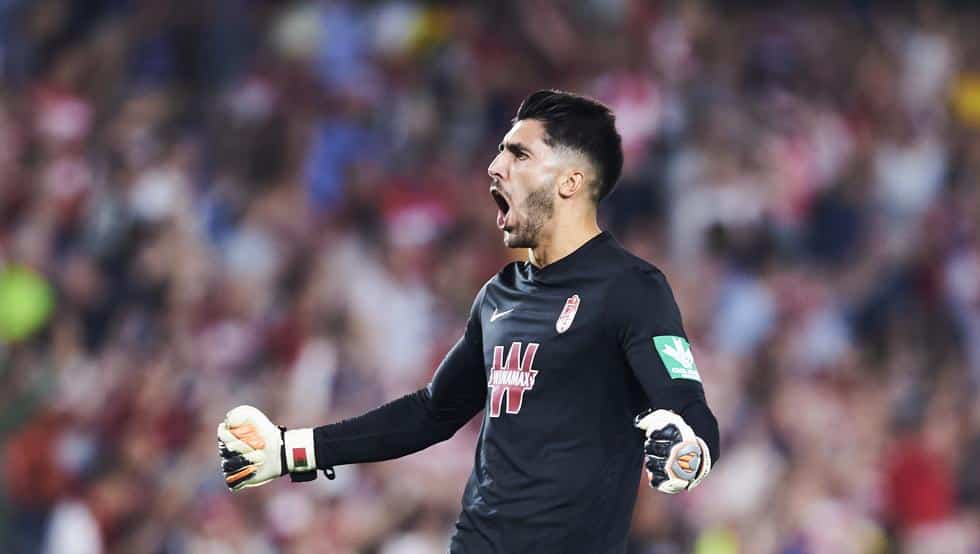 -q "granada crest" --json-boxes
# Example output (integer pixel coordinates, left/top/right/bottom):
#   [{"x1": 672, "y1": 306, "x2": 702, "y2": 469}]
[{"x1": 555, "y1": 294, "x2": 580, "y2": 334}]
